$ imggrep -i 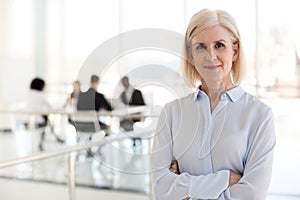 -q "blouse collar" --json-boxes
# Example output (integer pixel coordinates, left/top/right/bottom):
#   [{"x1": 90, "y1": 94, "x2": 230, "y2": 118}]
[{"x1": 194, "y1": 86, "x2": 245, "y2": 102}]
